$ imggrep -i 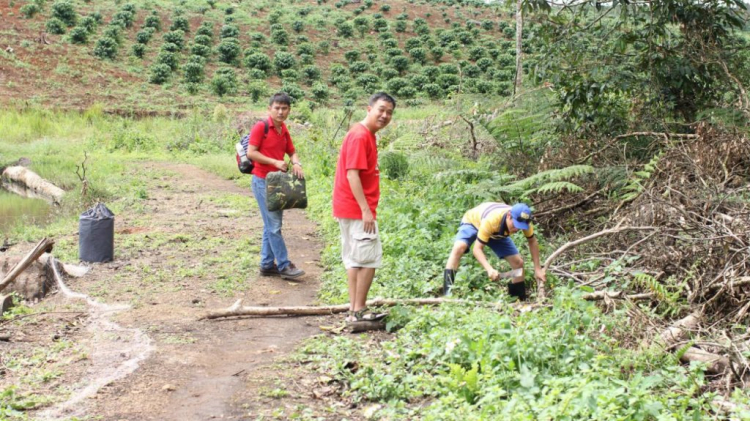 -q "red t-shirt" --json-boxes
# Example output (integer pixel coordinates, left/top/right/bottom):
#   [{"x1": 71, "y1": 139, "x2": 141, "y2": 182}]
[
  {"x1": 333, "y1": 123, "x2": 380, "y2": 220},
  {"x1": 249, "y1": 117, "x2": 295, "y2": 179}
]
